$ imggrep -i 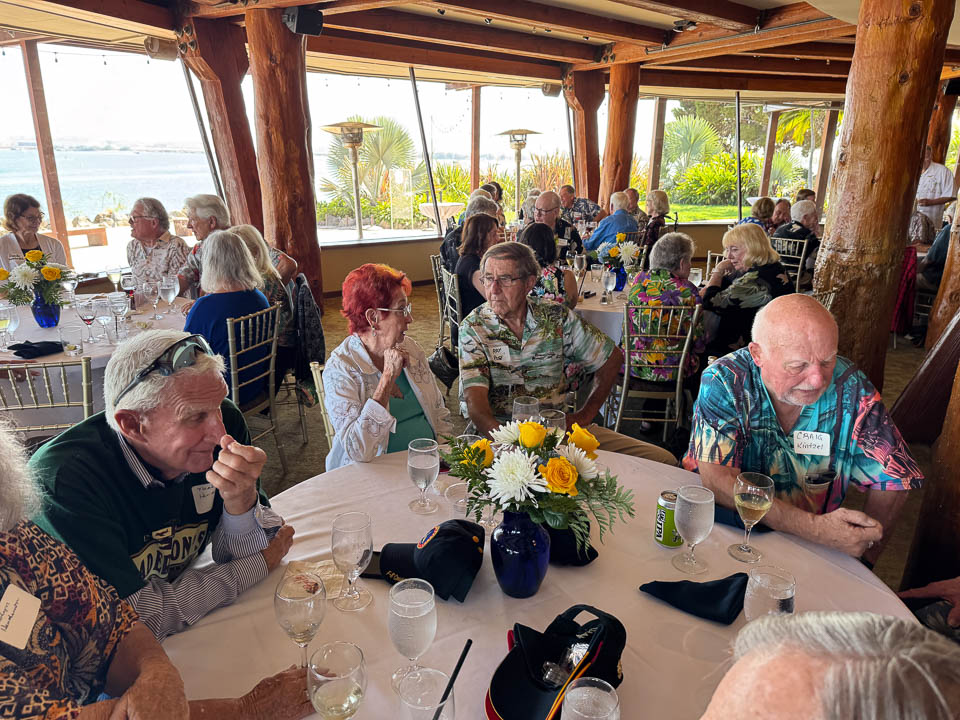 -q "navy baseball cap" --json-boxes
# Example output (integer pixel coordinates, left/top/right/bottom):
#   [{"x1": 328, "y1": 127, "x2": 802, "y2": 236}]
[{"x1": 376, "y1": 519, "x2": 485, "y2": 602}]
